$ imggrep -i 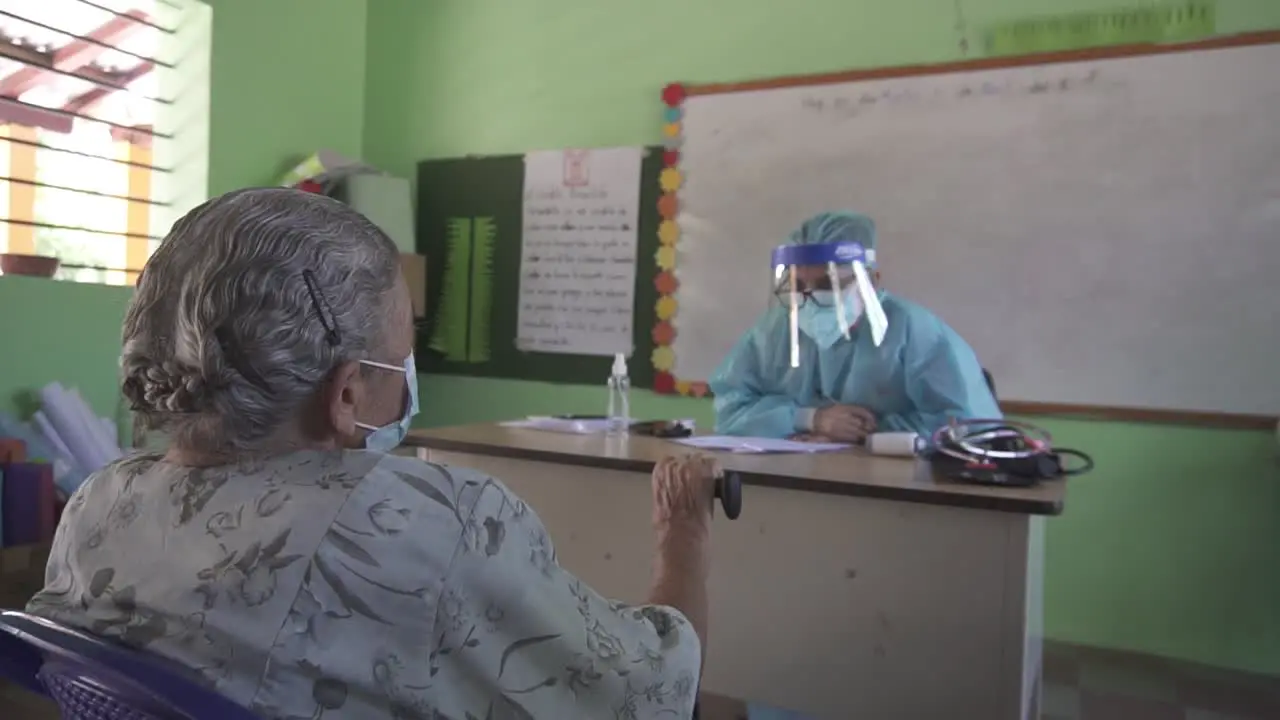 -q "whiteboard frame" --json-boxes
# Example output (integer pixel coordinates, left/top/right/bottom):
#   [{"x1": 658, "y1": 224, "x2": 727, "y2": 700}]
[{"x1": 653, "y1": 30, "x2": 1280, "y2": 430}]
